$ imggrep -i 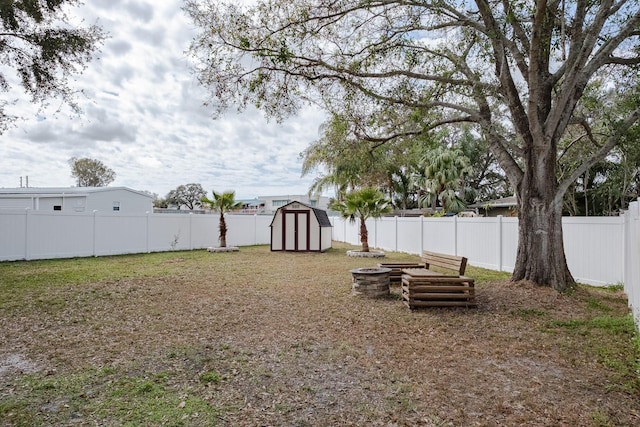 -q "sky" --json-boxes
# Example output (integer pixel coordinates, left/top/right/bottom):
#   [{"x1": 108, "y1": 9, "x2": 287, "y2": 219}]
[{"x1": 0, "y1": 0, "x2": 328, "y2": 200}]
